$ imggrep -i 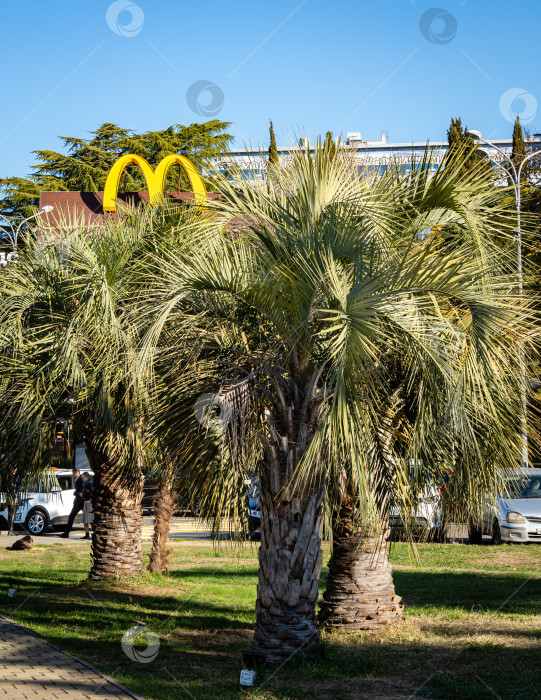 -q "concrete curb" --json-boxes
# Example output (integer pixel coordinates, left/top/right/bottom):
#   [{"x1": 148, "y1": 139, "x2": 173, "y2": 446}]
[{"x1": 0, "y1": 613, "x2": 145, "y2": 700}]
